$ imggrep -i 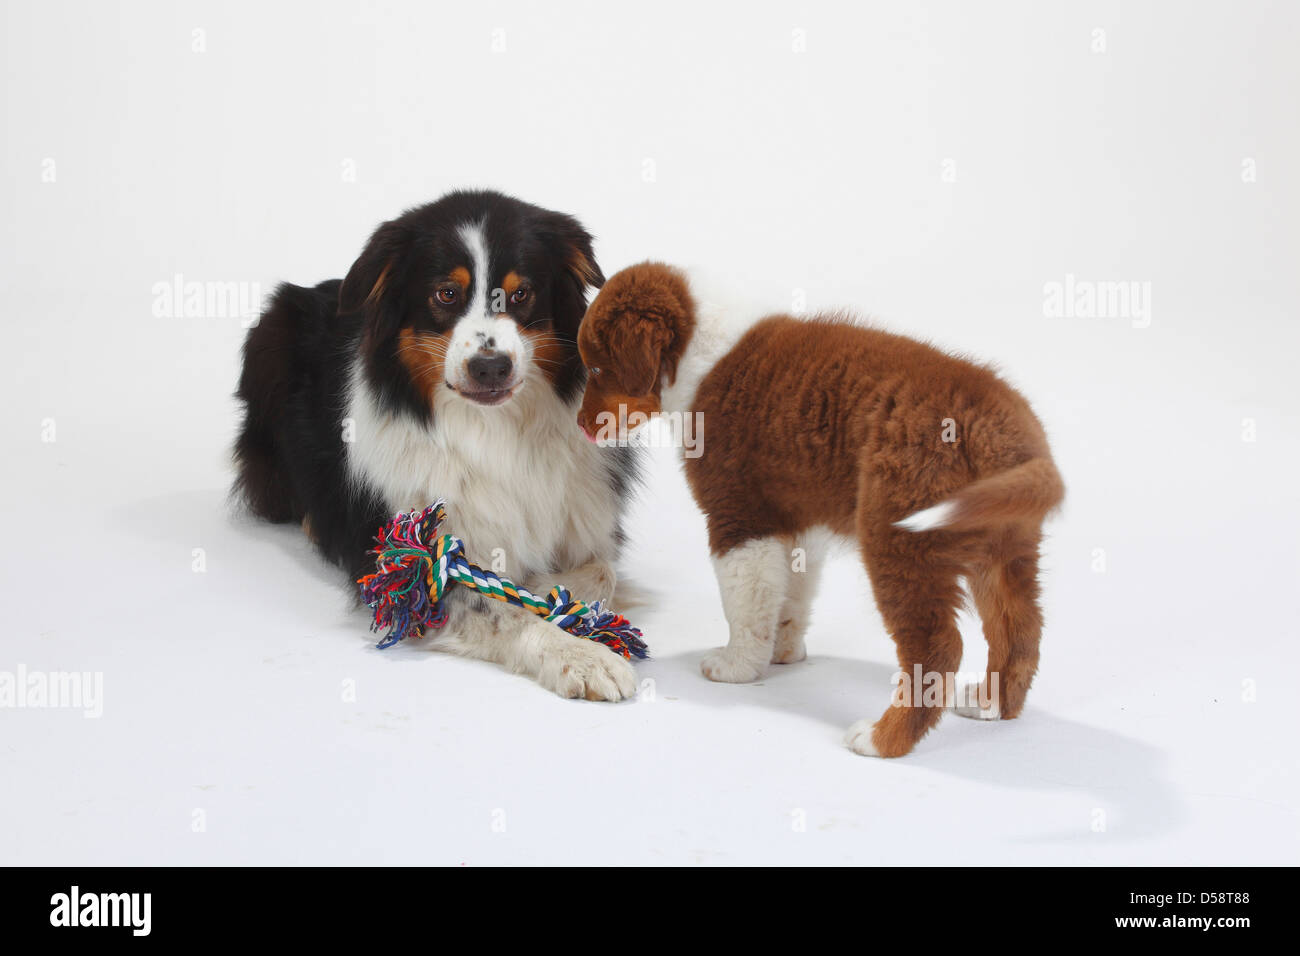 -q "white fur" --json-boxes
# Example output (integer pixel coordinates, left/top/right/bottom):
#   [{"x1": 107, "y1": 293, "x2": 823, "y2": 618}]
[
  {"x1": 658, "y1": 268, "x2": 755, "y2": 415},
  {"x1": 442, "y1": 222, "x2": 526, "y2": 394},
  {"x1": 772, "y1": 528, "x2": 833, "y2": 664},
  {"x1": 895, "y1": 500, "x2": 957, "y2": 532},
  {"x1": 429, "y1": 599, "x2": 636, "y2": 701},
  {"x1": 700, "y1": 536, "x2": 790, "y2": 683},
  {"x1": 344, "y1": 359, "x2": 620, "y2": 583},
  {"x1": 843, "y1": 719, "x2": 881, "y2": 756},
  {"x1": 950, "y1": 682, "x2": 1001, "y2": 720}
]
